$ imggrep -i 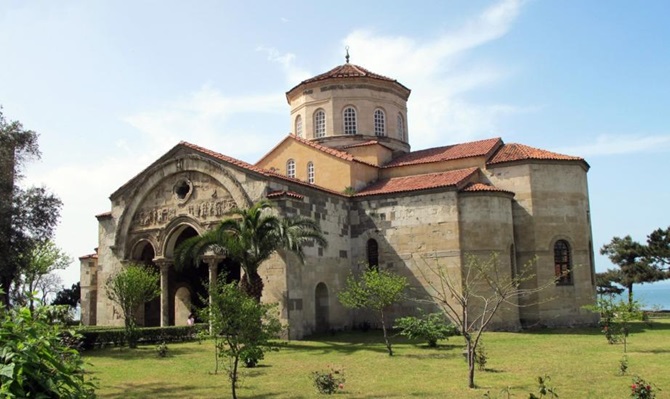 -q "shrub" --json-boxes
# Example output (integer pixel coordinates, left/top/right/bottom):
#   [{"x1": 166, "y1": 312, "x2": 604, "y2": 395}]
[
  {"x1": 630, "y1": 376, "x2": 658, "y2": 399},
  {"x1": 475, "y1": 339, "x2": 488, "y2": 371},
  {"x1": 312, "y1": 366, "x2": 345, "y2": 395},
  {"x1": 394, "y1": 310, "x2": 456, "y2": 347},
  {"x1": 0, "y1": 301, "x2": 96, "y2": 398},
  {"x1": 156, "y1": 342, "x2": 168, "y2": 357}
]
